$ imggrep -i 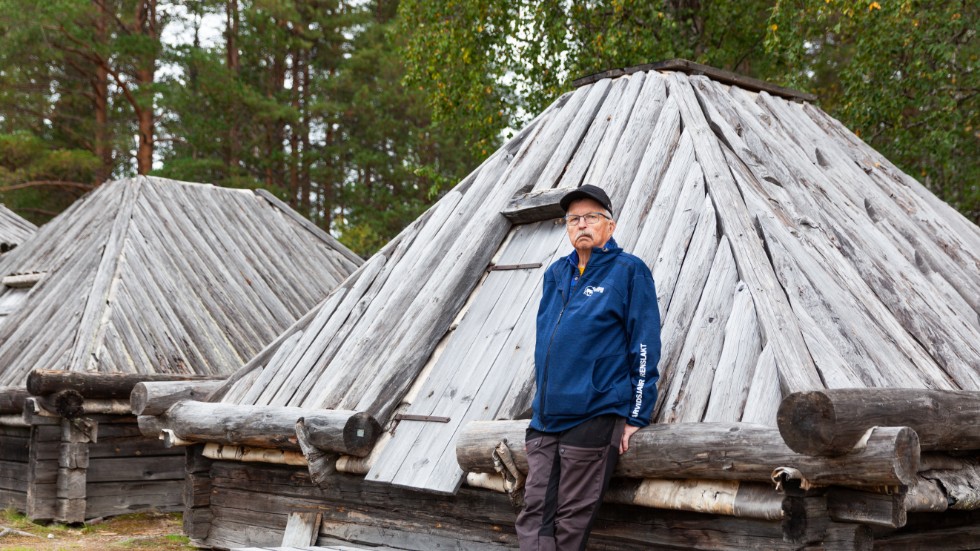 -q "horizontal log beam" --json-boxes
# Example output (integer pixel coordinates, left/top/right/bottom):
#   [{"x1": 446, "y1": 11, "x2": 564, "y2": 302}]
[
  {"x1": 130, "y1": 380, "x2": 225, "y2": 416},
  {"x1": 778, "y1": 389, "x2": 980, "y2": 456},
  {"x1": 458, "y1": 420, "x2": 920, "y2": 487},
  {"x1": 158, "y1": 401, "x2": 380, "y2": 455},
  {"x1": 500, "y1": 188, "x2": 566, "y2": 225},
  {"x1": 27, "y1": 369, "x2": 219, "y2": 399},
  {"x1": 0, "y1": 387, "x2": 29, "y2": 414}
]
